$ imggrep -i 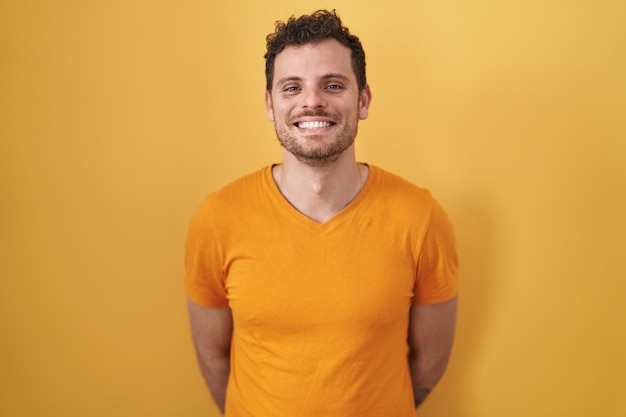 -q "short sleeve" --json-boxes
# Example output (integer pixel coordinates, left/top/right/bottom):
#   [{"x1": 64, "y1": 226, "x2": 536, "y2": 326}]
[
  {"x1": 413, "y1": 199, "x2": 459, "y2": 304},
  {"x1": 184, "y1": 197, "x2": 229, "y2": 307}
]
